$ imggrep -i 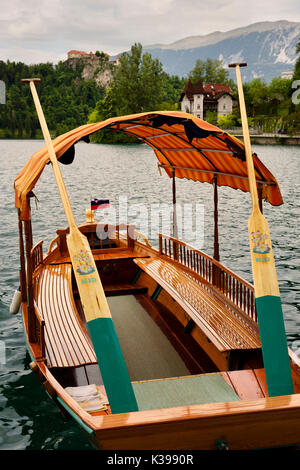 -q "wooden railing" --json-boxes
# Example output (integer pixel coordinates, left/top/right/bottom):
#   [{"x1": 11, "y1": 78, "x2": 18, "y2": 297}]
[
  {"x1": 84, "y1": 223, "x2": 135, "y2": 249},
  {"x1": 47, "y1": 235, "x2": 60, "y2": 255},
  {"x1": 134, "y1": 230, "x2": 151, "y2": 247},
  {"x1": 31, "y1": 241, "x2": 43, "y2": 272},
  {"x1": 158, "y1": 233, "x2": 257, "y2": 323},
  {"x1": 54, "y1": 223, "x2": 136, "y2": 255}
]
